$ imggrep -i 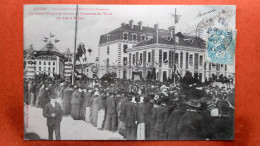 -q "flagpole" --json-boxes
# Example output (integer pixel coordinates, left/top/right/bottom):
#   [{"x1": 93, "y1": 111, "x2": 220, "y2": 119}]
[
  {"x1": 173, "y1": 8, "x2": 177, "y2": 86},
  {"x1": 72, "y1": 5, "x2": 79, "y2": 85}
]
